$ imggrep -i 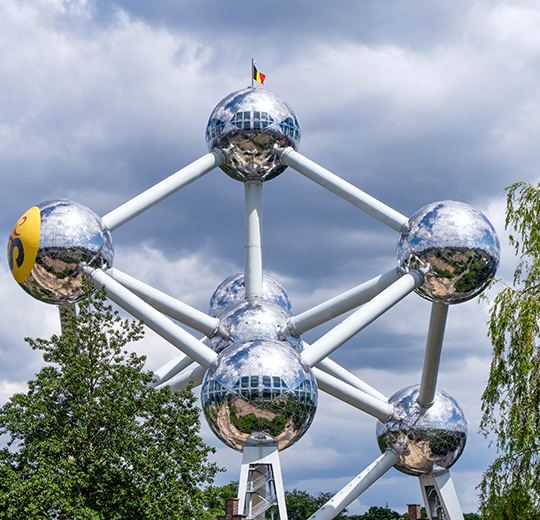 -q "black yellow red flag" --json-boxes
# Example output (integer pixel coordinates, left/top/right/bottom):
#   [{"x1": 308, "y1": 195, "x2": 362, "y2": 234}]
[{"x1": 253, "y1": 64, "x2": 266, "y2": 85}]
